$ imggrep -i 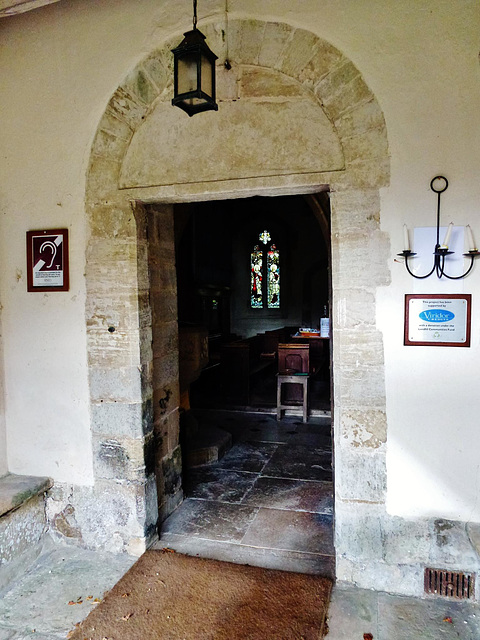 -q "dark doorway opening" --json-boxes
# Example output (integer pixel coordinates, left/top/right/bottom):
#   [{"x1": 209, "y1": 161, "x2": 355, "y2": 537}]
[
  {"x1": 175, "y1": 194, "x2": 331, "y2": 415},
  {"x1": 159, "y1": 193, "x2": 334, "y2": 577}
]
